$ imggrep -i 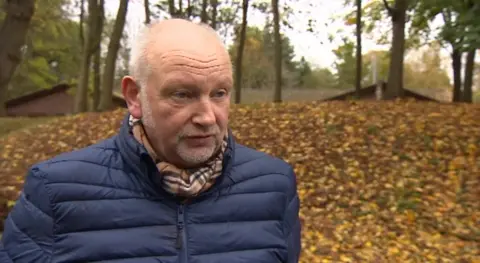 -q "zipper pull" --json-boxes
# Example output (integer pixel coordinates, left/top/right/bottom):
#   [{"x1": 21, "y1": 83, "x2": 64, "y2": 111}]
[{"x1": 176, "y1": 226, "x2": 183, "y2": 249}]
